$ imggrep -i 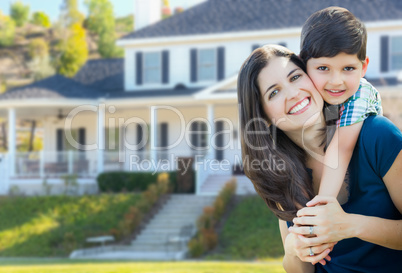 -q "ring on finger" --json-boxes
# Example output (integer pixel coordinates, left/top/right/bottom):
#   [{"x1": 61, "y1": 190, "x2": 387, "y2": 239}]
[
  {"x1": 309, "y1": 247, "x2": 314, "y2": 257},
  {"x1": 309, "y1": 226, "x2": 314, "y2": 235}
]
